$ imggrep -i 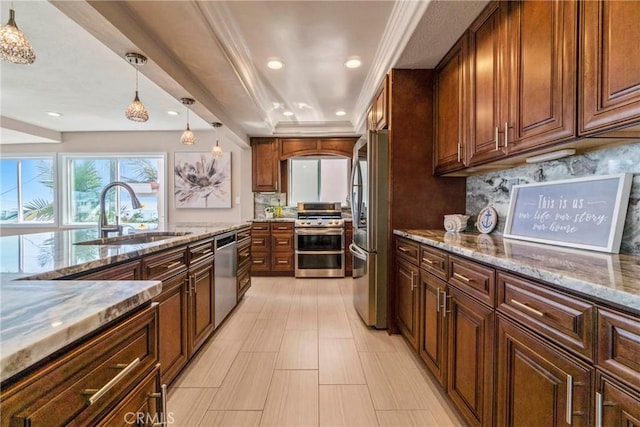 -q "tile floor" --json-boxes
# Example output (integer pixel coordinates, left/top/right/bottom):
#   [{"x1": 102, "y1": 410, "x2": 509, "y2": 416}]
[{"x1": 167, "y1": 277, "x2": 464, "y2": 426}]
